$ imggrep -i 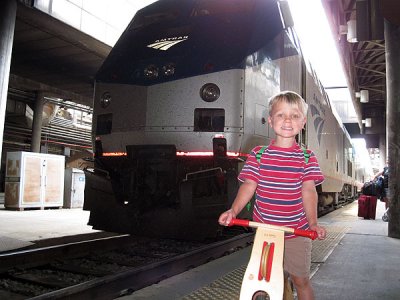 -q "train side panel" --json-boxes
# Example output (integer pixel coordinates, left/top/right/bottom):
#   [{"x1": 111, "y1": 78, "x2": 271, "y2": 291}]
[
  {"x1": 304, "y1": 67, "x2": 359, "y2": 210},
  {"x1": 242, "y1": 57, "x2": 280, "y2": 152},
  {"x1": 278, "y1": 54, "x2": 302, "y2": 95}
]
